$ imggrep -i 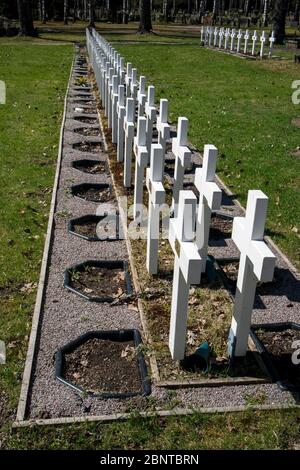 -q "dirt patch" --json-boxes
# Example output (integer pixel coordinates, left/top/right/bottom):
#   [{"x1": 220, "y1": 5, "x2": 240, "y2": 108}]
[
  {"x1": 291, "y1": 147, "x2": 300, "y2": 158},
  {"x1": 210, "y1": 214, "x2": 233, "y2": 240},
  {"x1": 74, "y1": 116, "x2": 98, "y2": 124},
  {"x1": 73, "y1": 160, "x2": 107, "y2": 174},
  {"x1": 256, "y1": 328, "x2": 300, "y2": 388},
  {"x1": 73, "y1": 141, "x2": 102, "y2": 153},
  {"x1": 73, "y1": 185, "x2": 112, "y2": 202},
  {"x1": 72, "y1": 217, "x2": 117, "y2": 240},
  {"x1": 63, "y1": 338, "x2": 143, "y2": 395},
  {"x1": 291, "y1": 118, "x2": 300, "y2": 127},
  {"x1": 73, "y1": 127, "x2": 100, "y2": 137},
  {"x1": 69, "y1": 265, "x2": 126, "y2": 299}
]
